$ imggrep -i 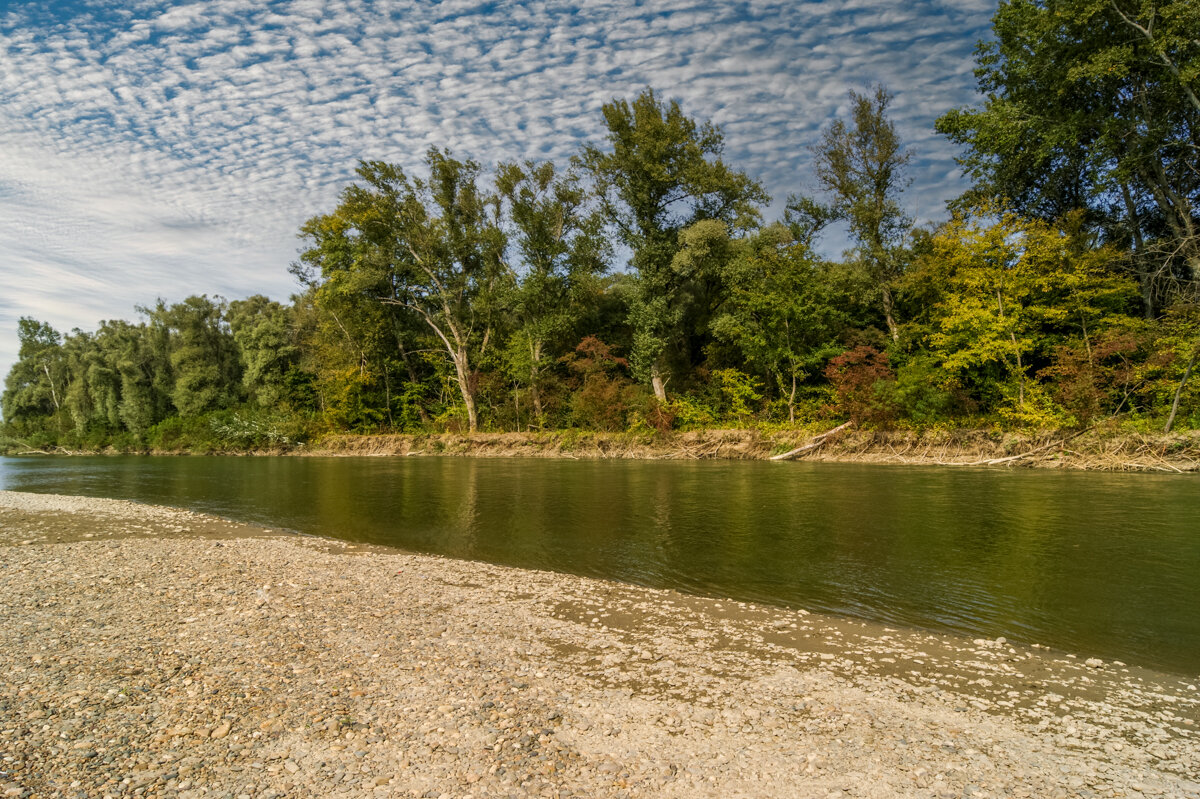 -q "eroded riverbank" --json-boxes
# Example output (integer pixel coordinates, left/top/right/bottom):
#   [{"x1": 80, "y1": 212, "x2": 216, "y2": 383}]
[
  {"x1": 312, "y1": 429, "x2": 1200, "y2": 473},
  {"x1": 1, "y1": 491, "x2": 1197, "y2": 799}
]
